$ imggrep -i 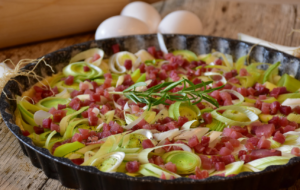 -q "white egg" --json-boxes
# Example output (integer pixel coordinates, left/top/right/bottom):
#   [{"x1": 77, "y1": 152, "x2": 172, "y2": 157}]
[
  {"x1": 158, "y1": 10, "x2": 202, "y2": 34},
  {"x1": 121, "y1": 1, "x2": 161, "y2": 33},
  {"x1": 95, "y1": 16, "x2": 150, "y2": 40}
]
